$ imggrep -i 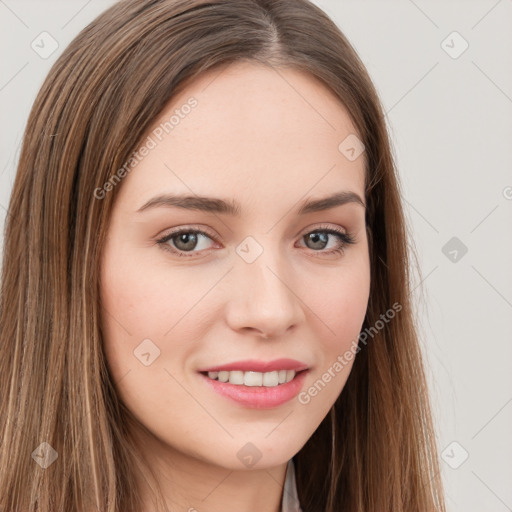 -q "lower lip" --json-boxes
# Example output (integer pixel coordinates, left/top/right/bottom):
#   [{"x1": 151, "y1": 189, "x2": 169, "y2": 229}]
[{"x1": 199, "y1": 370, "x2": 308, "y2": 409}]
